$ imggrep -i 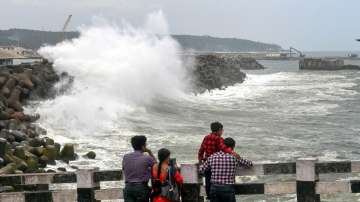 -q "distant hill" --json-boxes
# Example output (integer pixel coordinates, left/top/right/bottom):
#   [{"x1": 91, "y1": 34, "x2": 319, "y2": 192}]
[
  {"x1": 0, "y1": 29, "x2": 282, "y2": 52},
  {"x1": 173, "y1": 35, "x2": 281, "y2": 52}
]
